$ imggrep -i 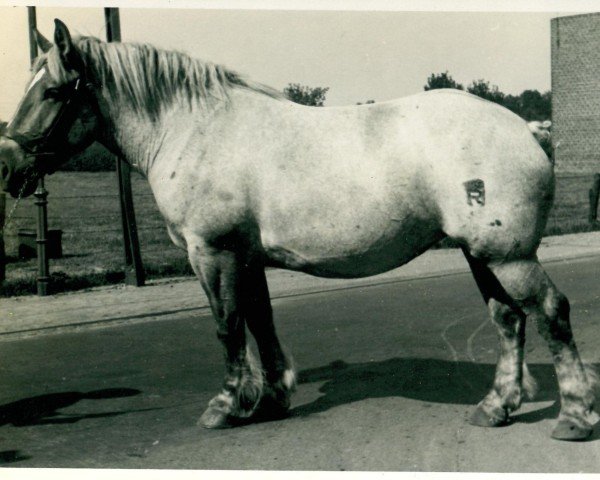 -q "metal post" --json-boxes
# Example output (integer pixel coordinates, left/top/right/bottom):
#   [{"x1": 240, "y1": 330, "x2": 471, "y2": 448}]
[
  {"x1": 28, "y1": 6, "x2": 50, "y2": 295},
  {"x1": 34, "y1": 179, "x2": 50, "y2": 295},
  {"x1": 105, "y1": 7, "x2": 145, "y2": 286}
]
